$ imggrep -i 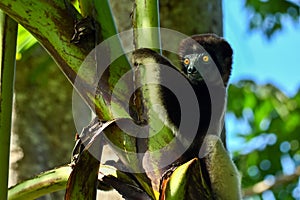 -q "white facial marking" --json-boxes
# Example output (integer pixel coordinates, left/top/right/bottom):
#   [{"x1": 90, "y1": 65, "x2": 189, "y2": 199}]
[{"x1": 192, "y1": 44, "x2": 198, "y2": 50}]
